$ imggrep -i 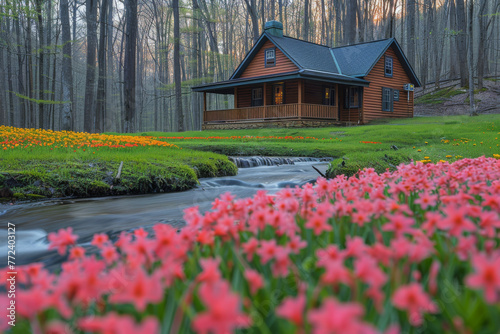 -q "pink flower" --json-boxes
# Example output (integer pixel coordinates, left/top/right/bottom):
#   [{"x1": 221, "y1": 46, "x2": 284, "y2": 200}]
[
  {"x1": 192, "y1": 280, "x2": 250, "y2": 334},
  {"x1": 287, "y1": 234, "x2": 307, "y2": 254},
  {"x1": 48, "y1": 227, "x2": 78, "y2": 255},
  {"x1": 421, "y1": 211, "x2": 442, "y2": 236},
  {"x1": 465, "y1": 253, "x2": 500, "y2": 303},
  {"x1": 109, "y1": 268, "x2": 163, "y2": 311},
  {"x1": 91, "y1": 233, "x2": 110, "y2": 248},
  {"x1": 242, "y1": 238, "x2": 259, "y2": 261},
  {"x1": 244, "y1": 269, "x2": 264, "y2": 294},
  {"x1": 79, "y1": 313, "x2": 159, "y2": 334},
  {"x1": 428, "y1": 260, "x2": 440, "y2": 295},
  {"x1": 392, "y1": 283, "x2": 438, "y2": 326},
  {"x1": 305, "y1": 212, "x2": 332, "y2": 235},
  {"x1": 256, "y1": 239, "x2": 279, "y2": 264},
  {"x1": 276, "y1": 293, "x2": 306, "y2": 326},
  {"x1": 382, "y1": 213, "x2": 415, "y2": 237},
  {"x1": 308, "y1": 298, "x2": 376, "y2": 334},
  {"x1": 196, "y1": 258, "x2": 221, "y2": 284},
  {"x1": 68, "y1": 246, "x2": 86, "y2": 260},
  {"x1": 101, "y1": 245, "x2": 119, "y2": 264},
  {"x1": 414, "y1": 192, "x2": 438, "y2": 210},
  {"x1": 438, "y1": 205, "x2": 476, "y2": 236},
  {"x1": 44, "y1": 321, "x2": 74, "y2": 334}
]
